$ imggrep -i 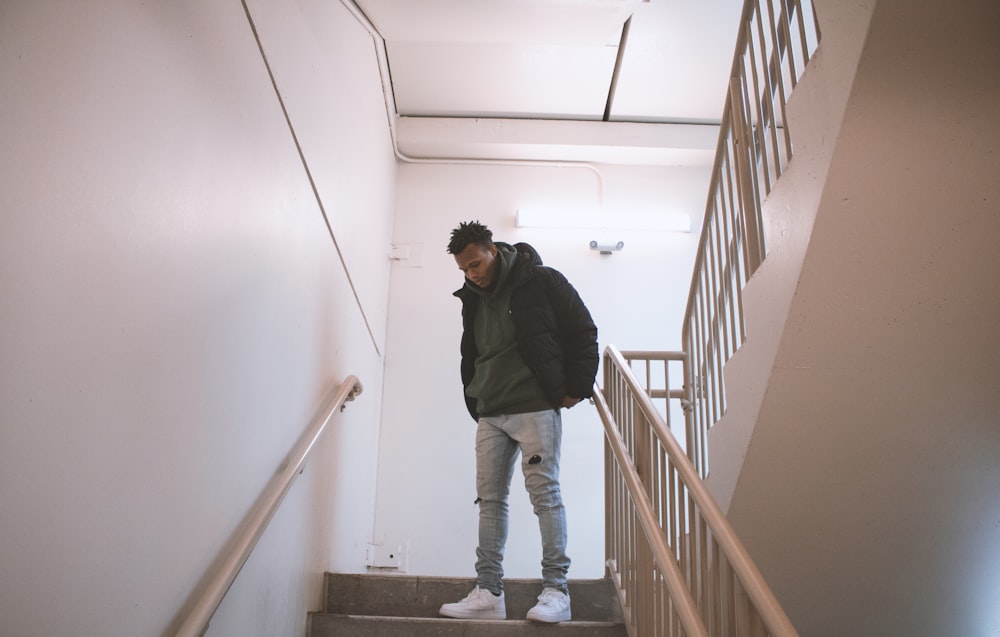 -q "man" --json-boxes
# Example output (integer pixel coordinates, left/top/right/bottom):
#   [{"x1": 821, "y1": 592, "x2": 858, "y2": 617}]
[{"x1": 439, "y1": 221, "x2": 599, "y2": 624}]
